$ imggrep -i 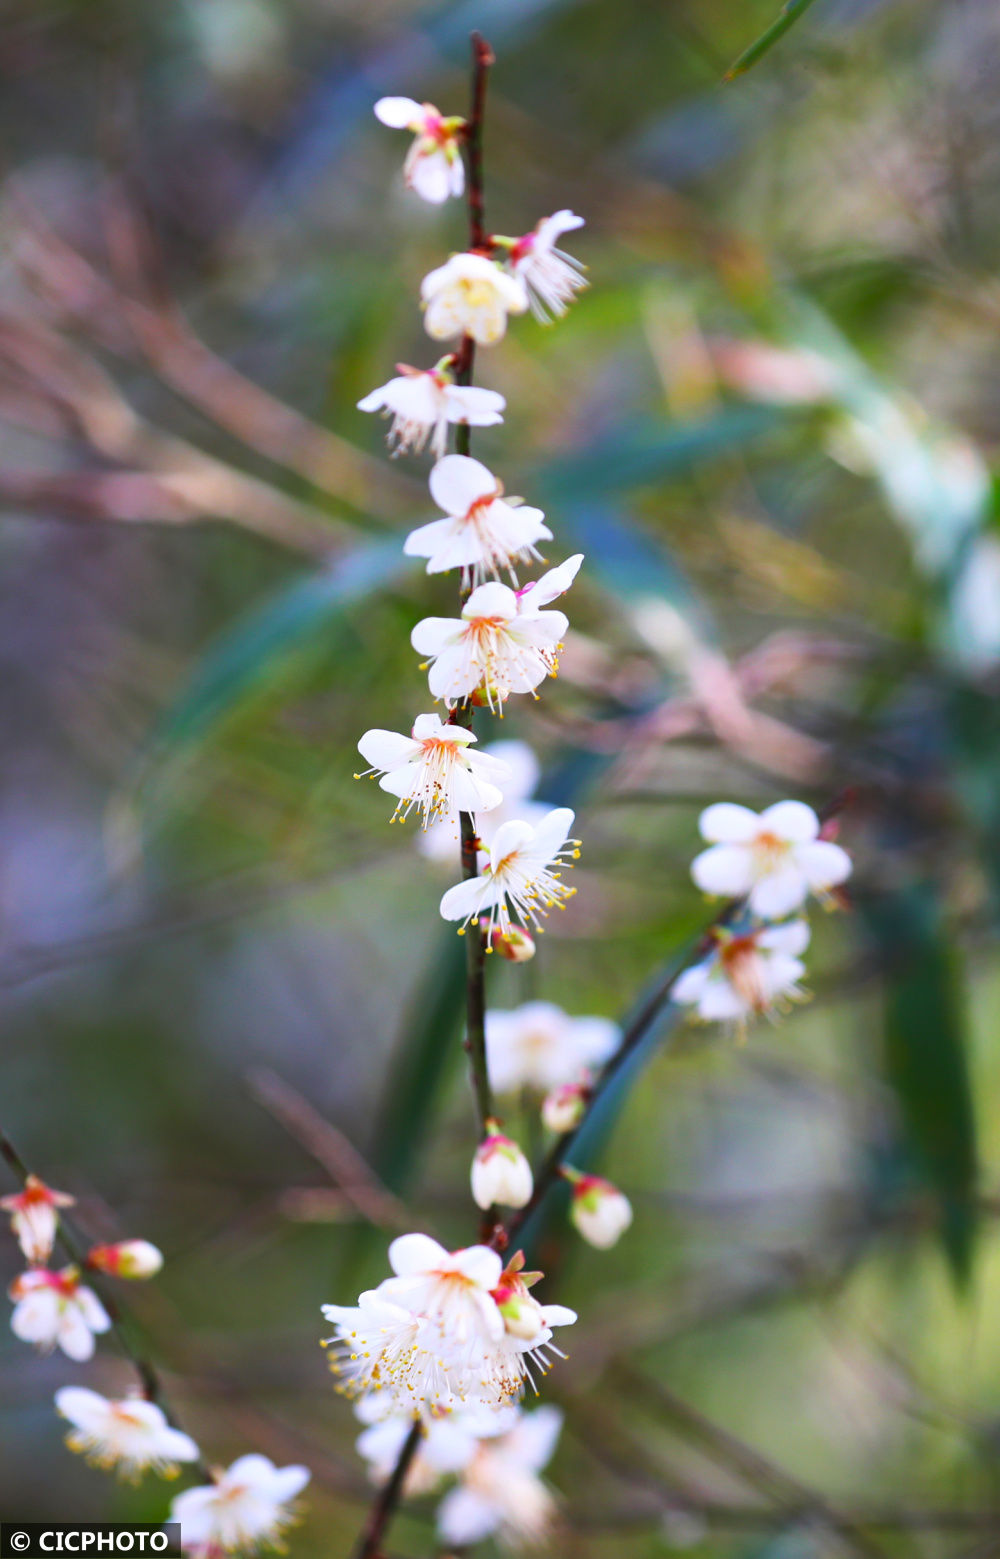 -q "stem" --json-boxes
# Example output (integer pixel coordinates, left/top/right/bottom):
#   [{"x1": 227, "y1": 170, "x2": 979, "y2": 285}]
[
  {"x1": 351, "y1": 1419, "x2": 422, "y2": 1559},
  {"x1": 0, "y1": 1128, "x2": 212, "y2": 1480}
]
